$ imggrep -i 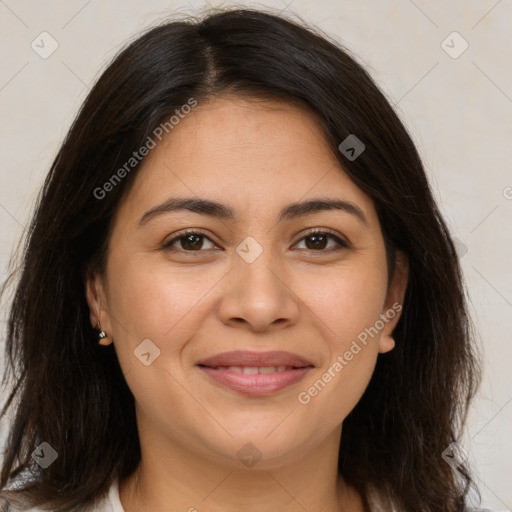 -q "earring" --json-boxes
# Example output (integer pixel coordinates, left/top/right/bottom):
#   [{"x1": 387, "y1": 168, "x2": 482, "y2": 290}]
[{"x1": 97, "y1": 322, "x2": 113, "y2": 346}]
